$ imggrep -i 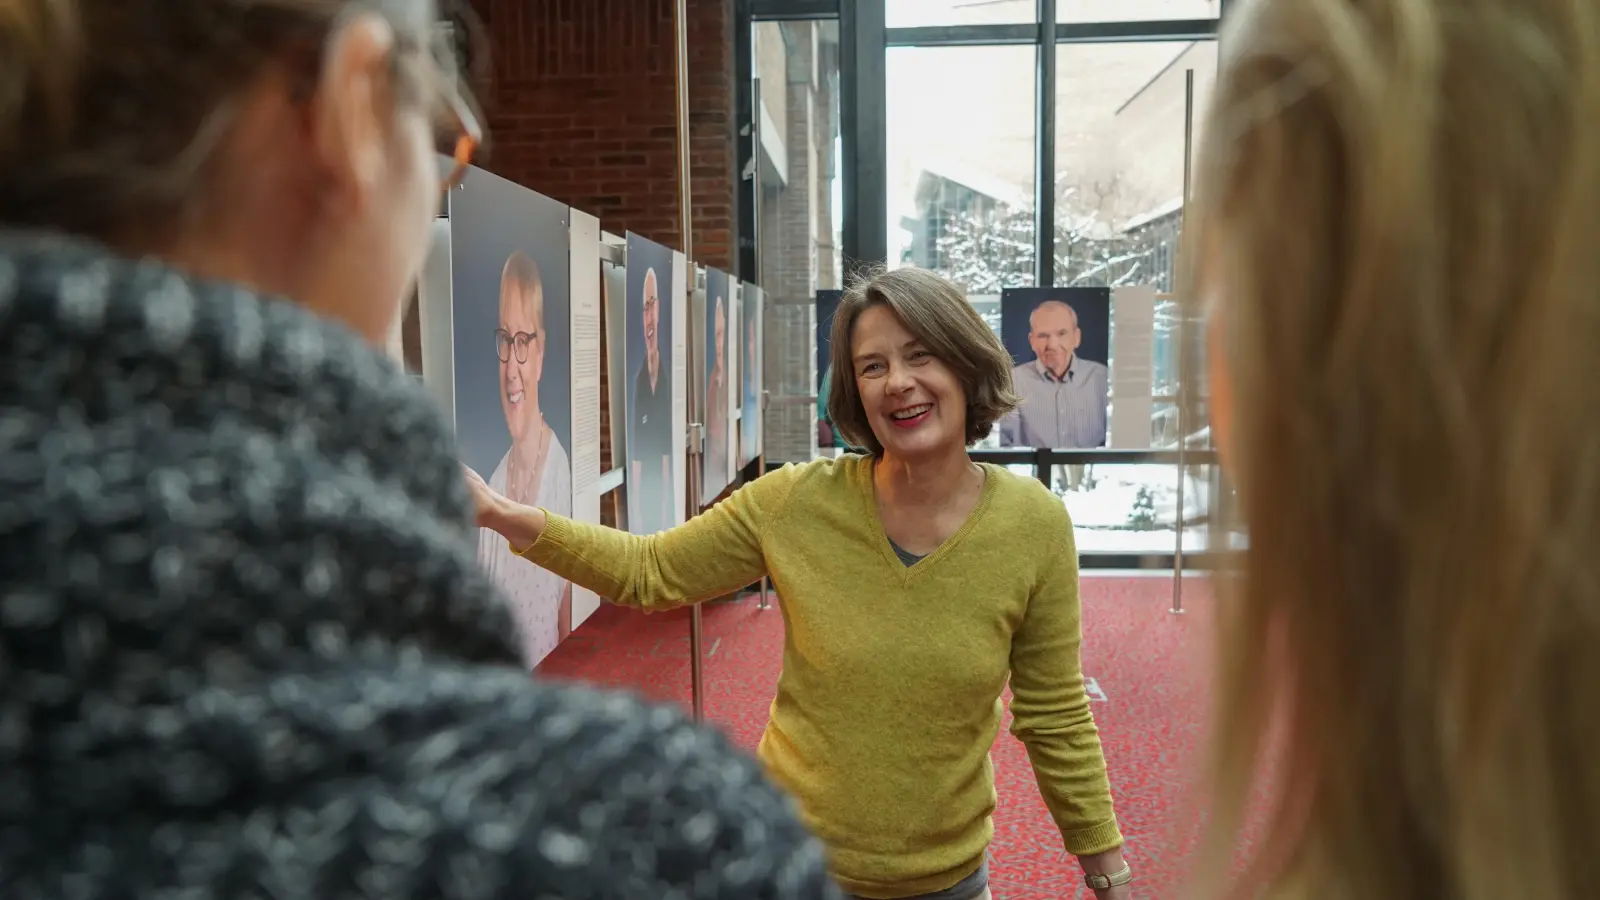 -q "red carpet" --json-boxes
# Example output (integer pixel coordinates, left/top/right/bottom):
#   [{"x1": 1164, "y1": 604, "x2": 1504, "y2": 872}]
[{"x1": 537, "y1": 577, "x2": 1215, "y2": 899}]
